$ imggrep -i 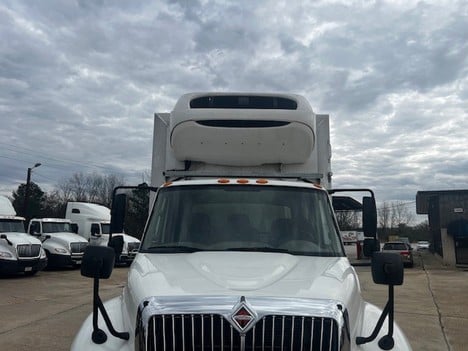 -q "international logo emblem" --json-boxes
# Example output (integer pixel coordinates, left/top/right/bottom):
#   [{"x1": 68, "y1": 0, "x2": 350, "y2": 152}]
[{"x1": 230, "y1": 296, "x2": 256, "y2": 331}]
